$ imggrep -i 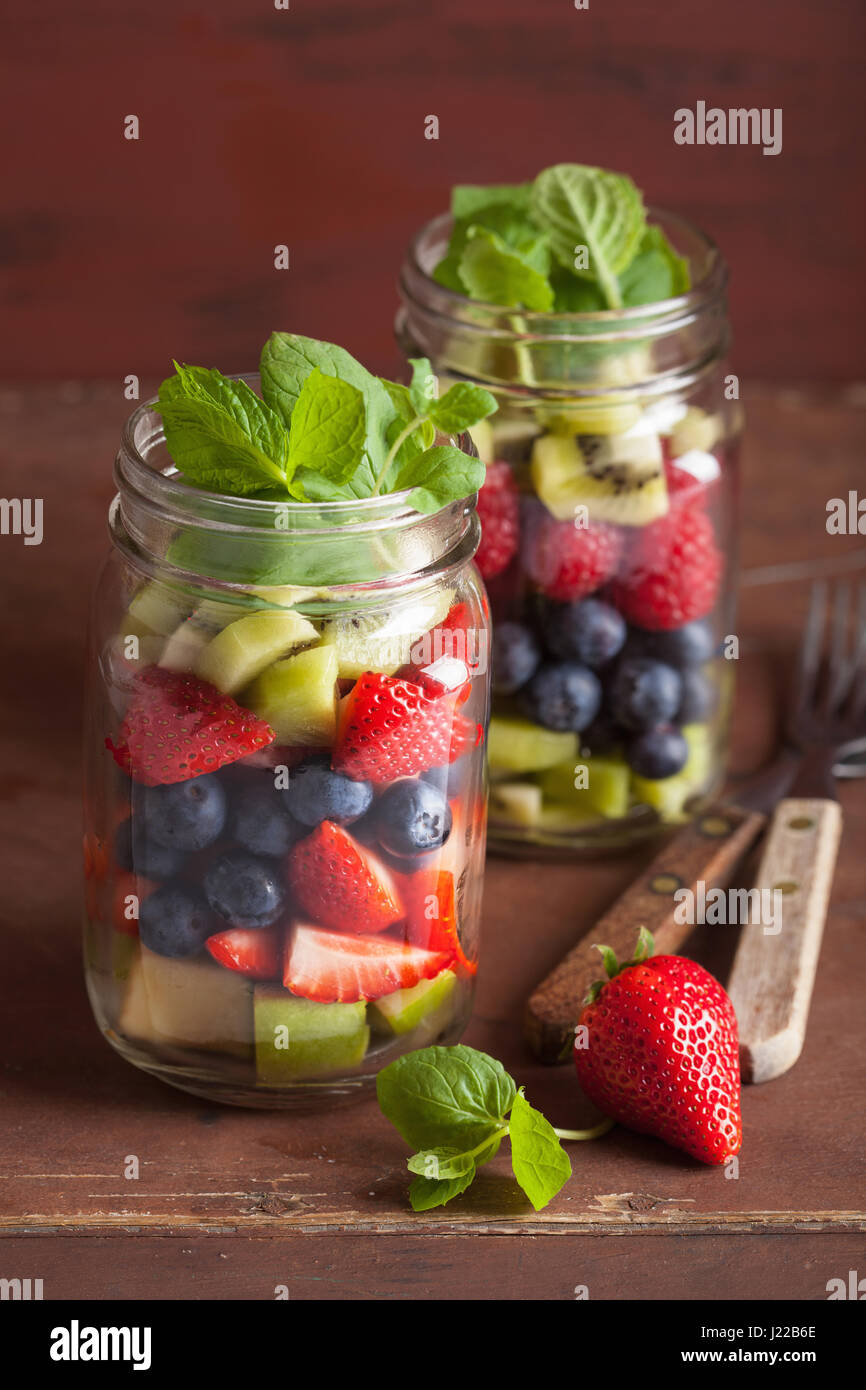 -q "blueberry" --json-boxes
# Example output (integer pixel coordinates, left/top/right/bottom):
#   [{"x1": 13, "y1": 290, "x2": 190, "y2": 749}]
[
  {"x1": 282, "y1": 756, "x2": 373, "y2": 827},
  {"x1": 203, "y1": 851, "x2": 285, "y2": 928},
  {"x1": 114, "y1": 817, "x2": 186, "y2": 881},
  {"x1": 627, "y1": 726, "x2": 689, "y2": 779},
  {"x1": 519, "y1": 661, "x2": 602, "y2": 733},
  {"x1": 493, "y1": 621, "x2": 541, "y2": 694},
  {"x1": 232, "y1": 783, "x2": 304, "y2": 857},
  {"x1": 138, "y1": 885, "x2": 214, "y2": 958},
  {"x1": 630, "y1": 619, "x2": 716, "y2": 668},
  {"x1": 579, "y1": 712, "x2": 626, "y2": 757},
  {"x1": 541, "y1": 598, "x2": 626, "y2": 668},
  {"x1": 610, "y1": 657, "x2": 682, "y2": 732},
  {"x1": 376, "y1": 779, "x2": 453, "y2": 858},
  {"x1": 677, "y1": 667, "x2": 718, "y2": 723},
  {"x1": 421, "y1": 754, "x2": 472, "y2": 799},
  {"x1": 138, "y1": 774, "x2": 227, "y2": 852}
]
